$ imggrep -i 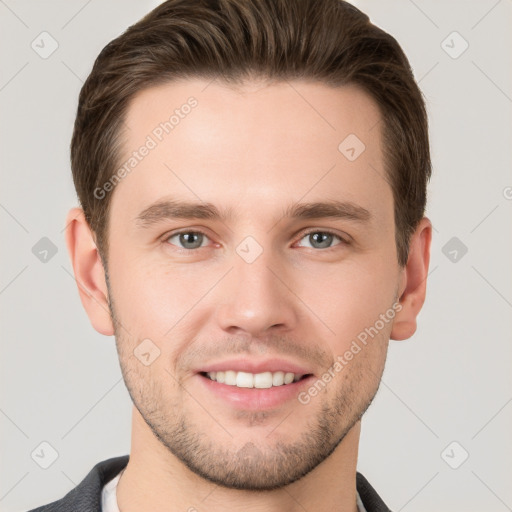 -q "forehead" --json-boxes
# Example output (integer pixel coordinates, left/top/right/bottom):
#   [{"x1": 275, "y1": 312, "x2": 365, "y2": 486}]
[{"x1": 110, "y1": 78, "x2": 391, "y2": 228}]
